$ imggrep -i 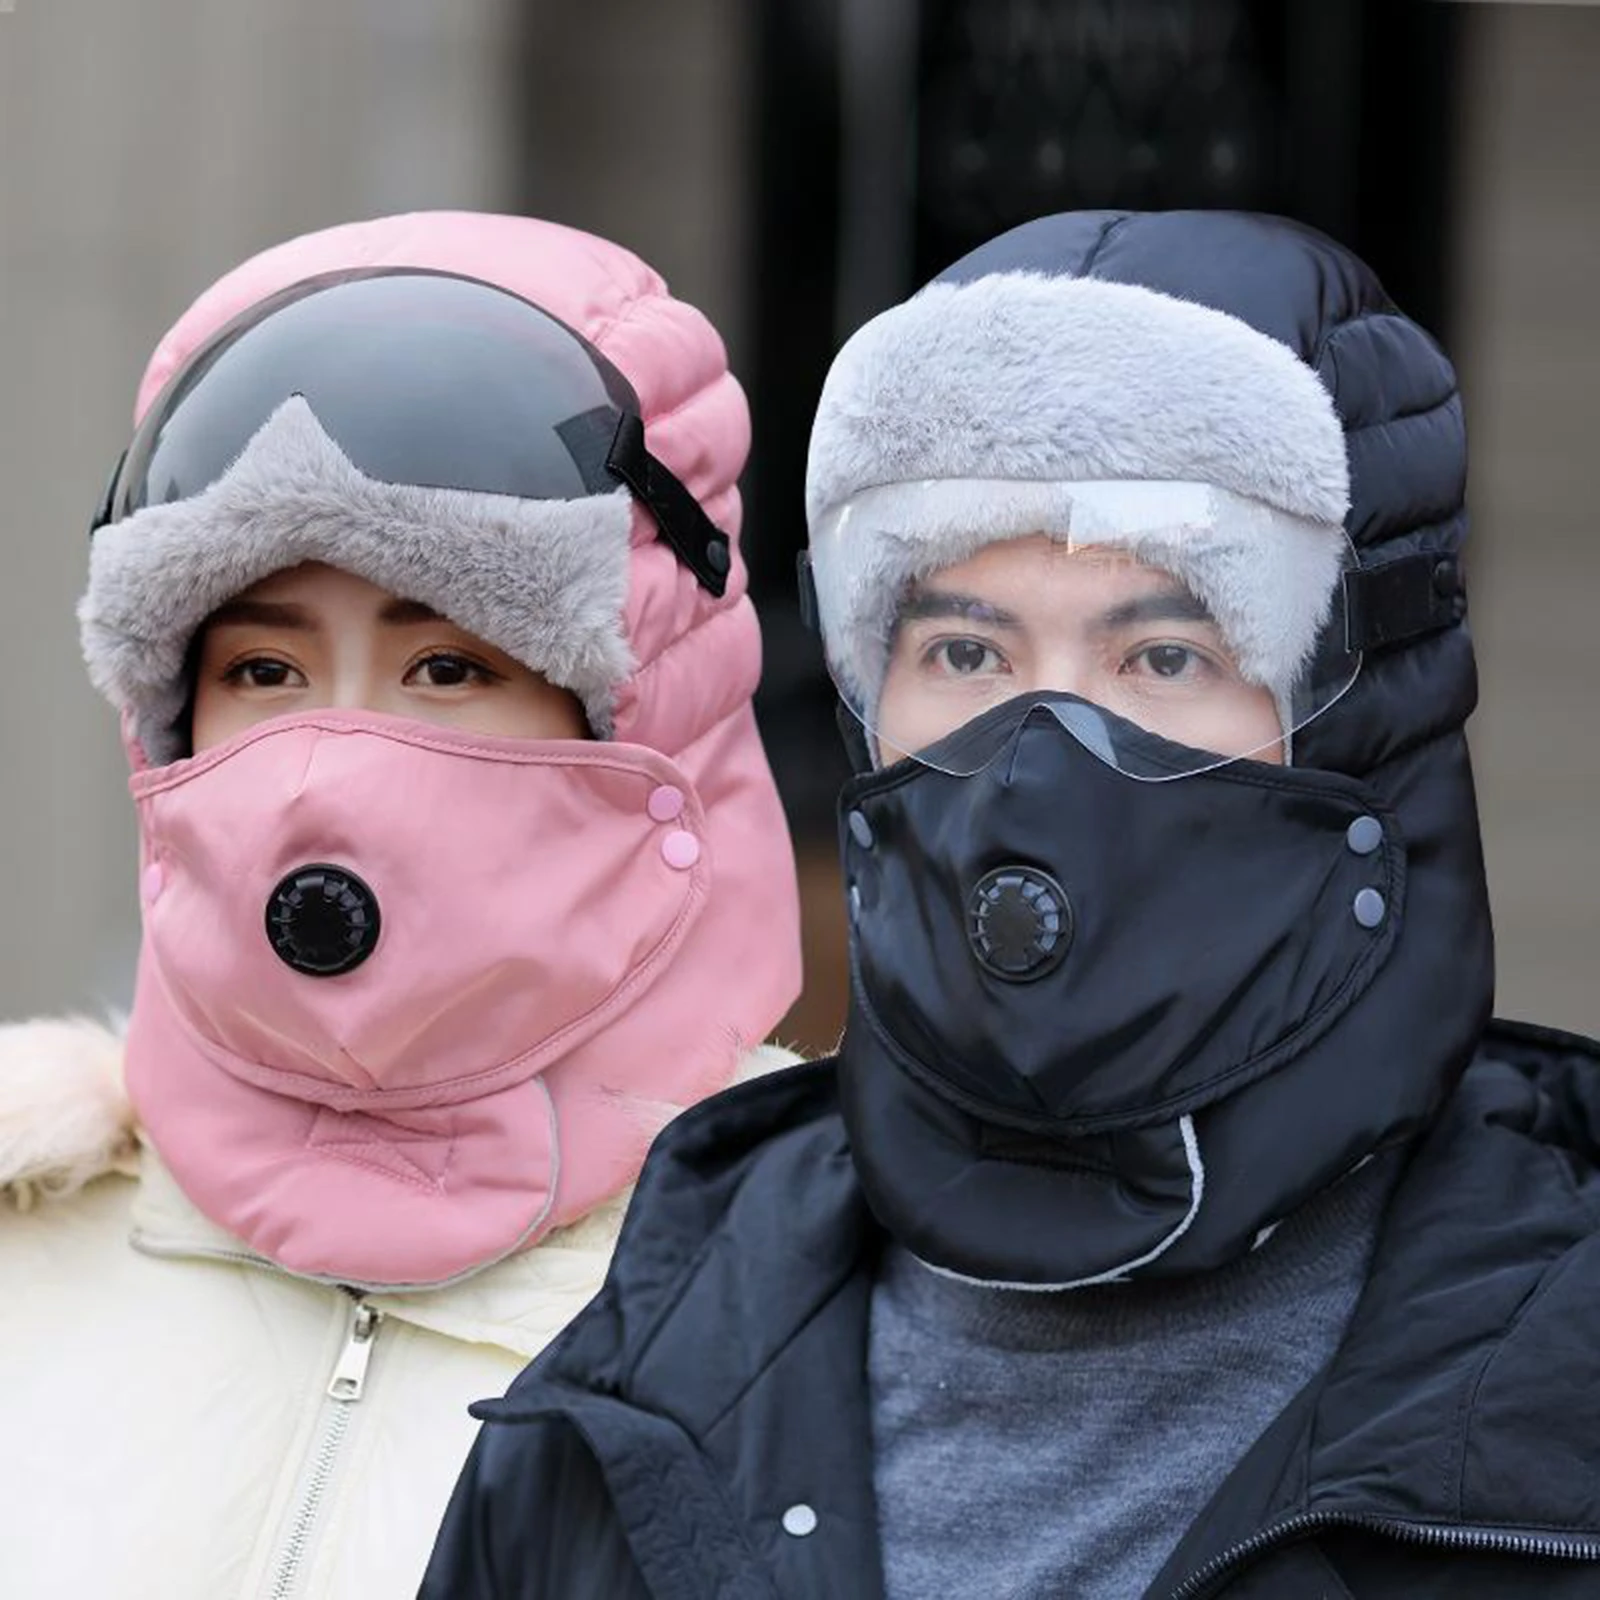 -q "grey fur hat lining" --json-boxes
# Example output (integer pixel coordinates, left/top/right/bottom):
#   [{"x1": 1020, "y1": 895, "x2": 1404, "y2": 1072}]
[
  {"x1": 805, "y1": 273, "x2": 1352, "y2": 714},
  {"x1": 80, "y1": 399, "x2": 635, "y2": 763}
]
